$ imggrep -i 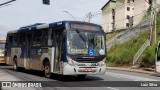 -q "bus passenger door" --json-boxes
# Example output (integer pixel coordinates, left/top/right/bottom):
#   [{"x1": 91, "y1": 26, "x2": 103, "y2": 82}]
[
  {"x1": 156, "y1": 43, "x2": 160, "y2": 73},
  {"x1": 19, "y1": 32, "x2": 27, "y2": 67},
  {"x1": 30, "y1": 30, "x2": 44, "y2": 70},
  {"x1": 54, "y1": 30, "x2": 63, "y2": 73},
  {"x1": 26, "y1": 32, "x2": 32, "y2": 69}
]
